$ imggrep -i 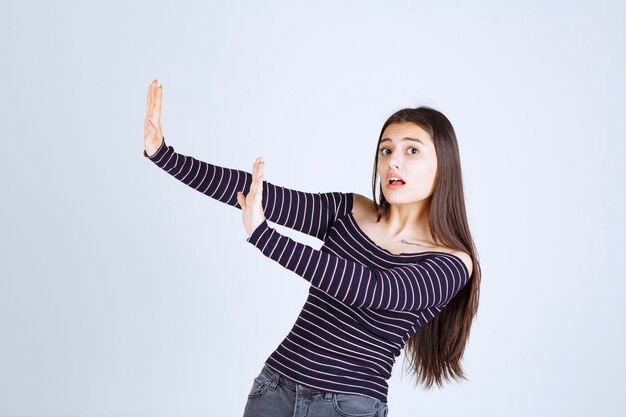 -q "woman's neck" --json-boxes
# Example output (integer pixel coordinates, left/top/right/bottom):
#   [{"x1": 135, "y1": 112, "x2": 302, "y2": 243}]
[{"x1": 382, "y1": 202, "x2": 434, "y2": 244}]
